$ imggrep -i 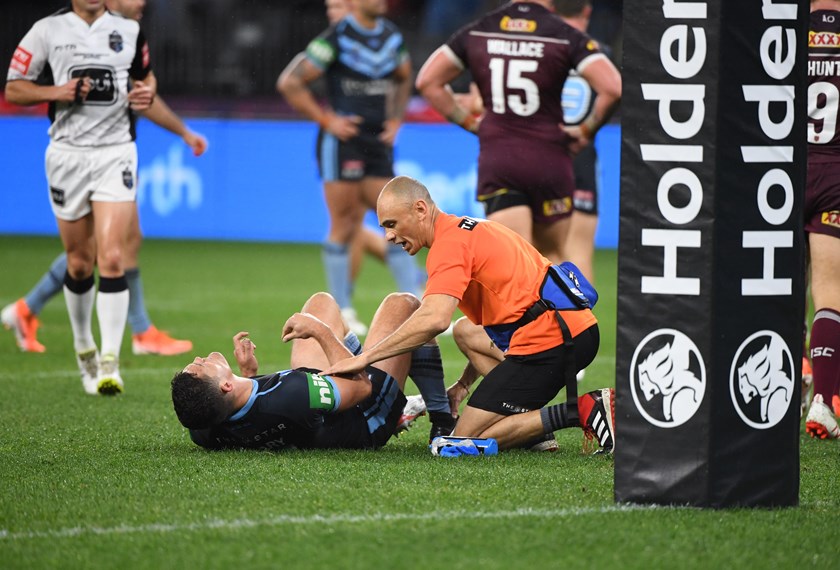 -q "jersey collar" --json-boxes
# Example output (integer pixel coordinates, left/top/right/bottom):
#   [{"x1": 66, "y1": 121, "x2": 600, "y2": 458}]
[
  {"x1": 228, "y1": 379, "x2": 259, "y2": 422},
  {"x1": 346, "y1": 14, "x2": 384, "y2": 36}
]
